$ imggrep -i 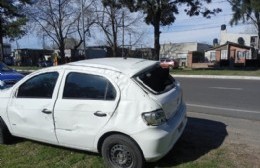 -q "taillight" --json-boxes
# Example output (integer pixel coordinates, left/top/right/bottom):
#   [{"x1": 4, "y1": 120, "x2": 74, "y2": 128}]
[{"x1": 142, "y1": 109, "x2": 166, "y2": 126}]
